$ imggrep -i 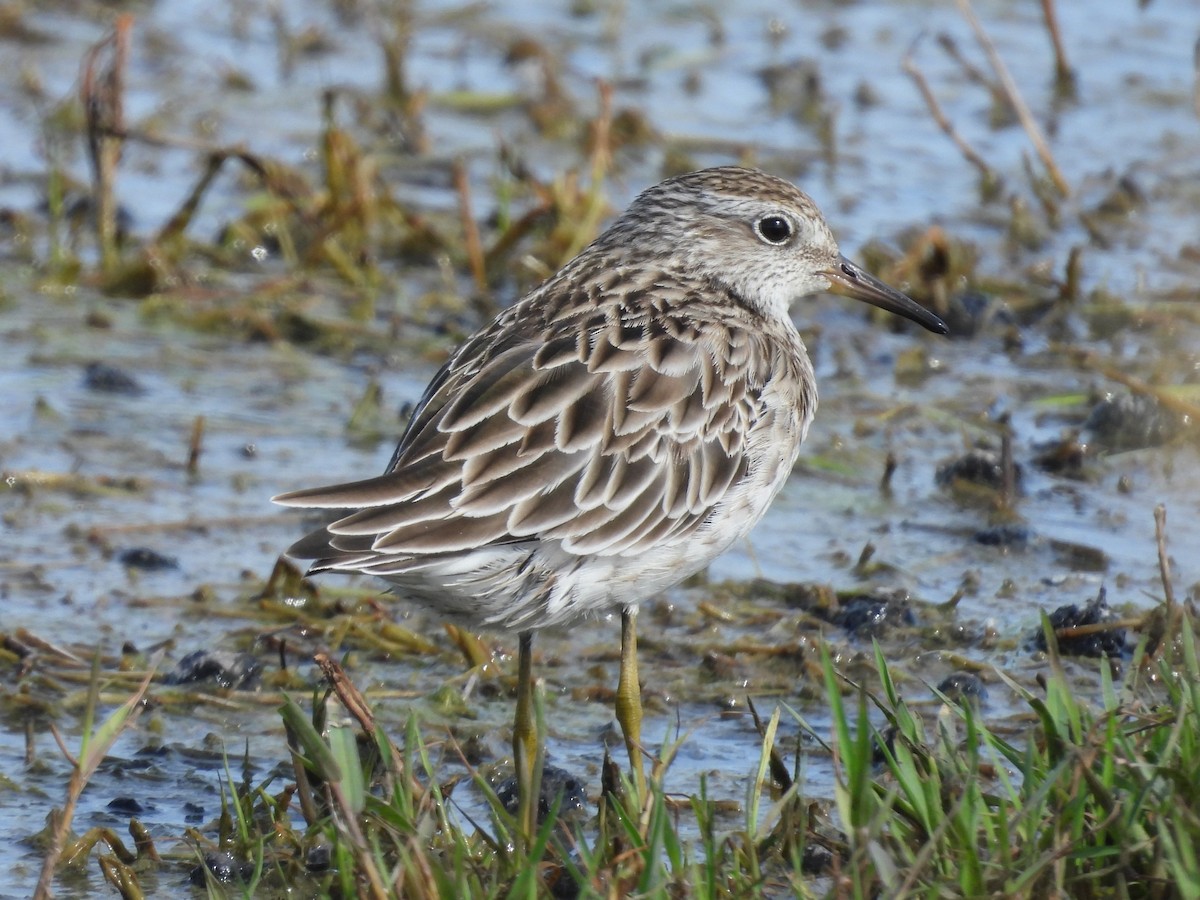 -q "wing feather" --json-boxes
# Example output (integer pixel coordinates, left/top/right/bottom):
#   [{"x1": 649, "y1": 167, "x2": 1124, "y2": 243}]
[
  {"x1": 273, "y1": 455, "x2": 454, "y2": 509},
  {"x1": 328, "y1": 484, "x2": 458, "y2": 536},
  {"x1": 443, "y1": 409, "x2": 526, "y2": 460},
  {"x1": 278, "y1": 294, "x2": 796, "y2": 568},
  {"x1": 454, "y1": 447, "x2": 590, "y2": 515},
  {"x1": 556, "y1": 391, "x2": 609, "y2": 452},
  {"x1": 628, "y1": 368, "x2": 699, "y2": 411},
  {"x1": 508, "y1": 477, "x2": 583, "y2": 535},
  {"x1": 436, "y1": 342, "x2": 531, "y2": 431},
  {"x1": 372, "y1": 510, "x2": 511, "y2": 553},
  {"x1": 559, "y1": 490, "x2": 662, "y2": 554},
  {"x1": 575, "y1": 451, "x2": 620, "y2": 510},
  {"x1": 510, "y1": 365, "x2": 596, "y2": 425},
  {"x1": 646, "y1": 336, "x2": 697, "y2": 376},
  {"x1": 604, "y1": 454, "x2": 662, "y2": 510}
]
